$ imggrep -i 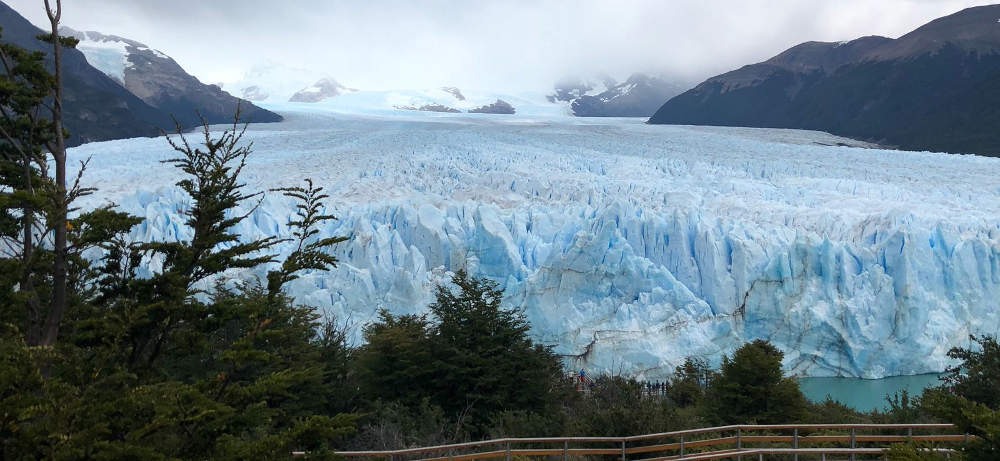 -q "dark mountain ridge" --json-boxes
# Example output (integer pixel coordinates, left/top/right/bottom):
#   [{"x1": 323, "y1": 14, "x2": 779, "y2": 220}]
[
  {"x1": 0, "y1": 1, "x2": 172, "y2": 146},
  {"x1": 650, "y1": 5, "x2": 1000, "y2": 156},
  {"x1": 0, "y1": 1, "x2": 280, "y2": 147},
  {"x1": 62, "y1": 27, "x2": 281, "y2": 129}
]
